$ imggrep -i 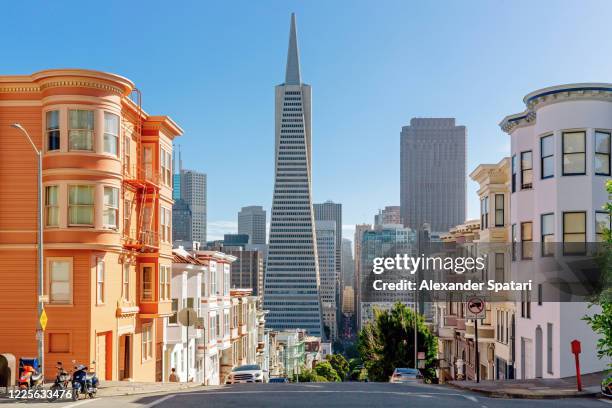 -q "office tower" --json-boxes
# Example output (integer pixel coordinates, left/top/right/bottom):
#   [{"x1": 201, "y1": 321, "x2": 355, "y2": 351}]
[
  {"x1": 238, "y1": 206, "x2": 267, "y2": 245},
  {"x1": 400, "y1": 118, "x2": 466, "y2": 233},
  {"x1": 359, "y1": 225, "x2": 417, "y2": 329},
  {"x1": 172, "y1": 198, "x2": 192, "y2": 243},
  {"x1": 315, "y1": 220, "x2": 337, "y2": 341},
  {"x1": 226, "y1": 248, "x2": 265, "y2": 296},
  {"x1": 181, "y1": 169, "x2": 207, "y2": 243},
  {"x1": 374, "y1": 205, "x2": 401, "y2": 227},
  {"x1": 313, "y1": 201, "x2": 342, "y2": 288},
  {"x1": 263, "y1": 13, "x2": 323, "y2": 337},
  {"x1": 341, "y1": 238, "x2": 354, "y2": 287},
  {"x1": 223, "y1": 234, "x2": 250, "y2": 248},
  {"x1": 353, "y1": 224, "x2": 372, "y2": 329}
]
